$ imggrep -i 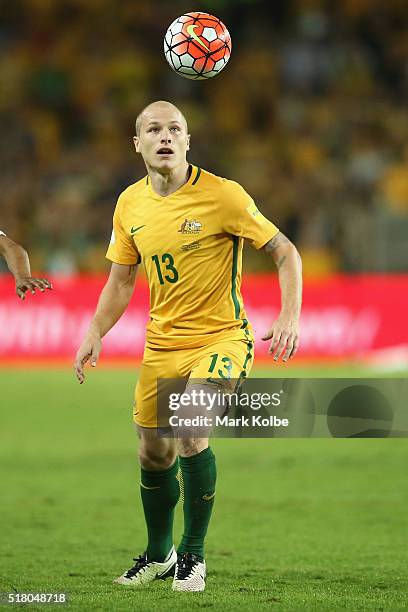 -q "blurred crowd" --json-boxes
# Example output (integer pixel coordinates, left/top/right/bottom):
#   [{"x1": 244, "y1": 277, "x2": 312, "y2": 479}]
[{"x1": 1, "y1": 0, "x2": 408, "y2": 275}]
